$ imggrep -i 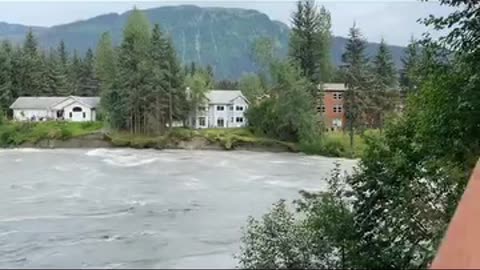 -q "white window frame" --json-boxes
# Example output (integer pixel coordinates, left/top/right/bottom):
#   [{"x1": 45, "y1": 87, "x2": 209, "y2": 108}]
[
  {"x1": 236, "y1": 117, "x2": 244, "y2": 123},
  {"x1": 216, "y1": 105, "x2": 225, "y2": 111},
  {"x1": 235, "y1": 105, "x2": 244, "y2": 111}
]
